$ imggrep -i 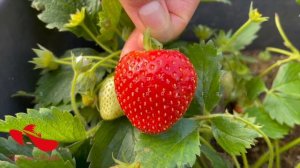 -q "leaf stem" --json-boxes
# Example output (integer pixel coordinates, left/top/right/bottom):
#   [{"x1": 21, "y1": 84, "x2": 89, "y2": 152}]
[
  {"x1": 231, "y1": 155, "x2": 241, "y2": 168},
  {"x1": 259, "y1": 56, "x2": 297, "y2": 77},
  {"x1": 253, "y1": 137, "x2": 300, "y2": 168},
  {"x1": 70, "y1": 72, "x2": 86, "y2": 125},
  {"x1": 275, "y1": 14, "x2": 299, "y2": 55},
  {"x1": 54, "y1": 59, "x2": 72, "y2": 65},
  {"x1": 199, "y1": 136, "x2": 215, "y2": 151},
  {"x1": 193, "y1": 114, "x2": 274, "y2": 168},
  {"x1": 199, "y1": 156, "x2": 209, "y2": 168},
  {"x1": 222, "y1": 20, "x2": 251, "y2": 51},
  {"x1": 89, "y1": 51, "x2": 121, "y2": 72},
  {"x1": 81, "y1": 23, "x2": 113, "y2": 54},
  {"x1": 87, "y1": 124, "x2": 100, "y2": 137},
  {"x1": 241, "y1": 152, "x2": 249, "y2": 168},
  {"x1": 266, "y1": 47, "x2": 294, "y2": 57},
  {"x1": 199, "y1": 128, "x2": 212, "y2": 134},
  {"x1": 61, "y1": 56, "x2": 118, "y2": 64},
  {"x1": 56, "y1": 58, "x2": 116, "y2": 68},
  {"x1": 275, "y1": 140, "x2": 281, "y2": 168}
]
